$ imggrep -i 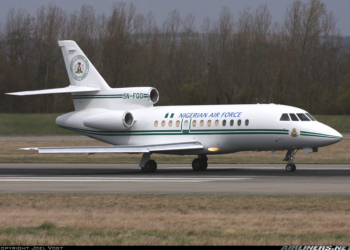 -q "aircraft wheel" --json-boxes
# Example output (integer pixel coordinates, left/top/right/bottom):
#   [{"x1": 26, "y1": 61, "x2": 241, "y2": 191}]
[
  {"x1": 192, "y1": 158, "x2": 208, "y2": 171},
  {"x1": 141, "y1": 160, "x2": 157, "y2": 173},
  {"x1": 201, "y1": 160, "x2": 208, "y2": 171},
  {"x1": 286, "y1": 164, "x2": 296, "y2": 172},
  {"x1": 192, "y1": 158, "x2": 201, "y2": 171},
  {"x1": 291, "y1": 164, "x2": 296, "y2": 172}
]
